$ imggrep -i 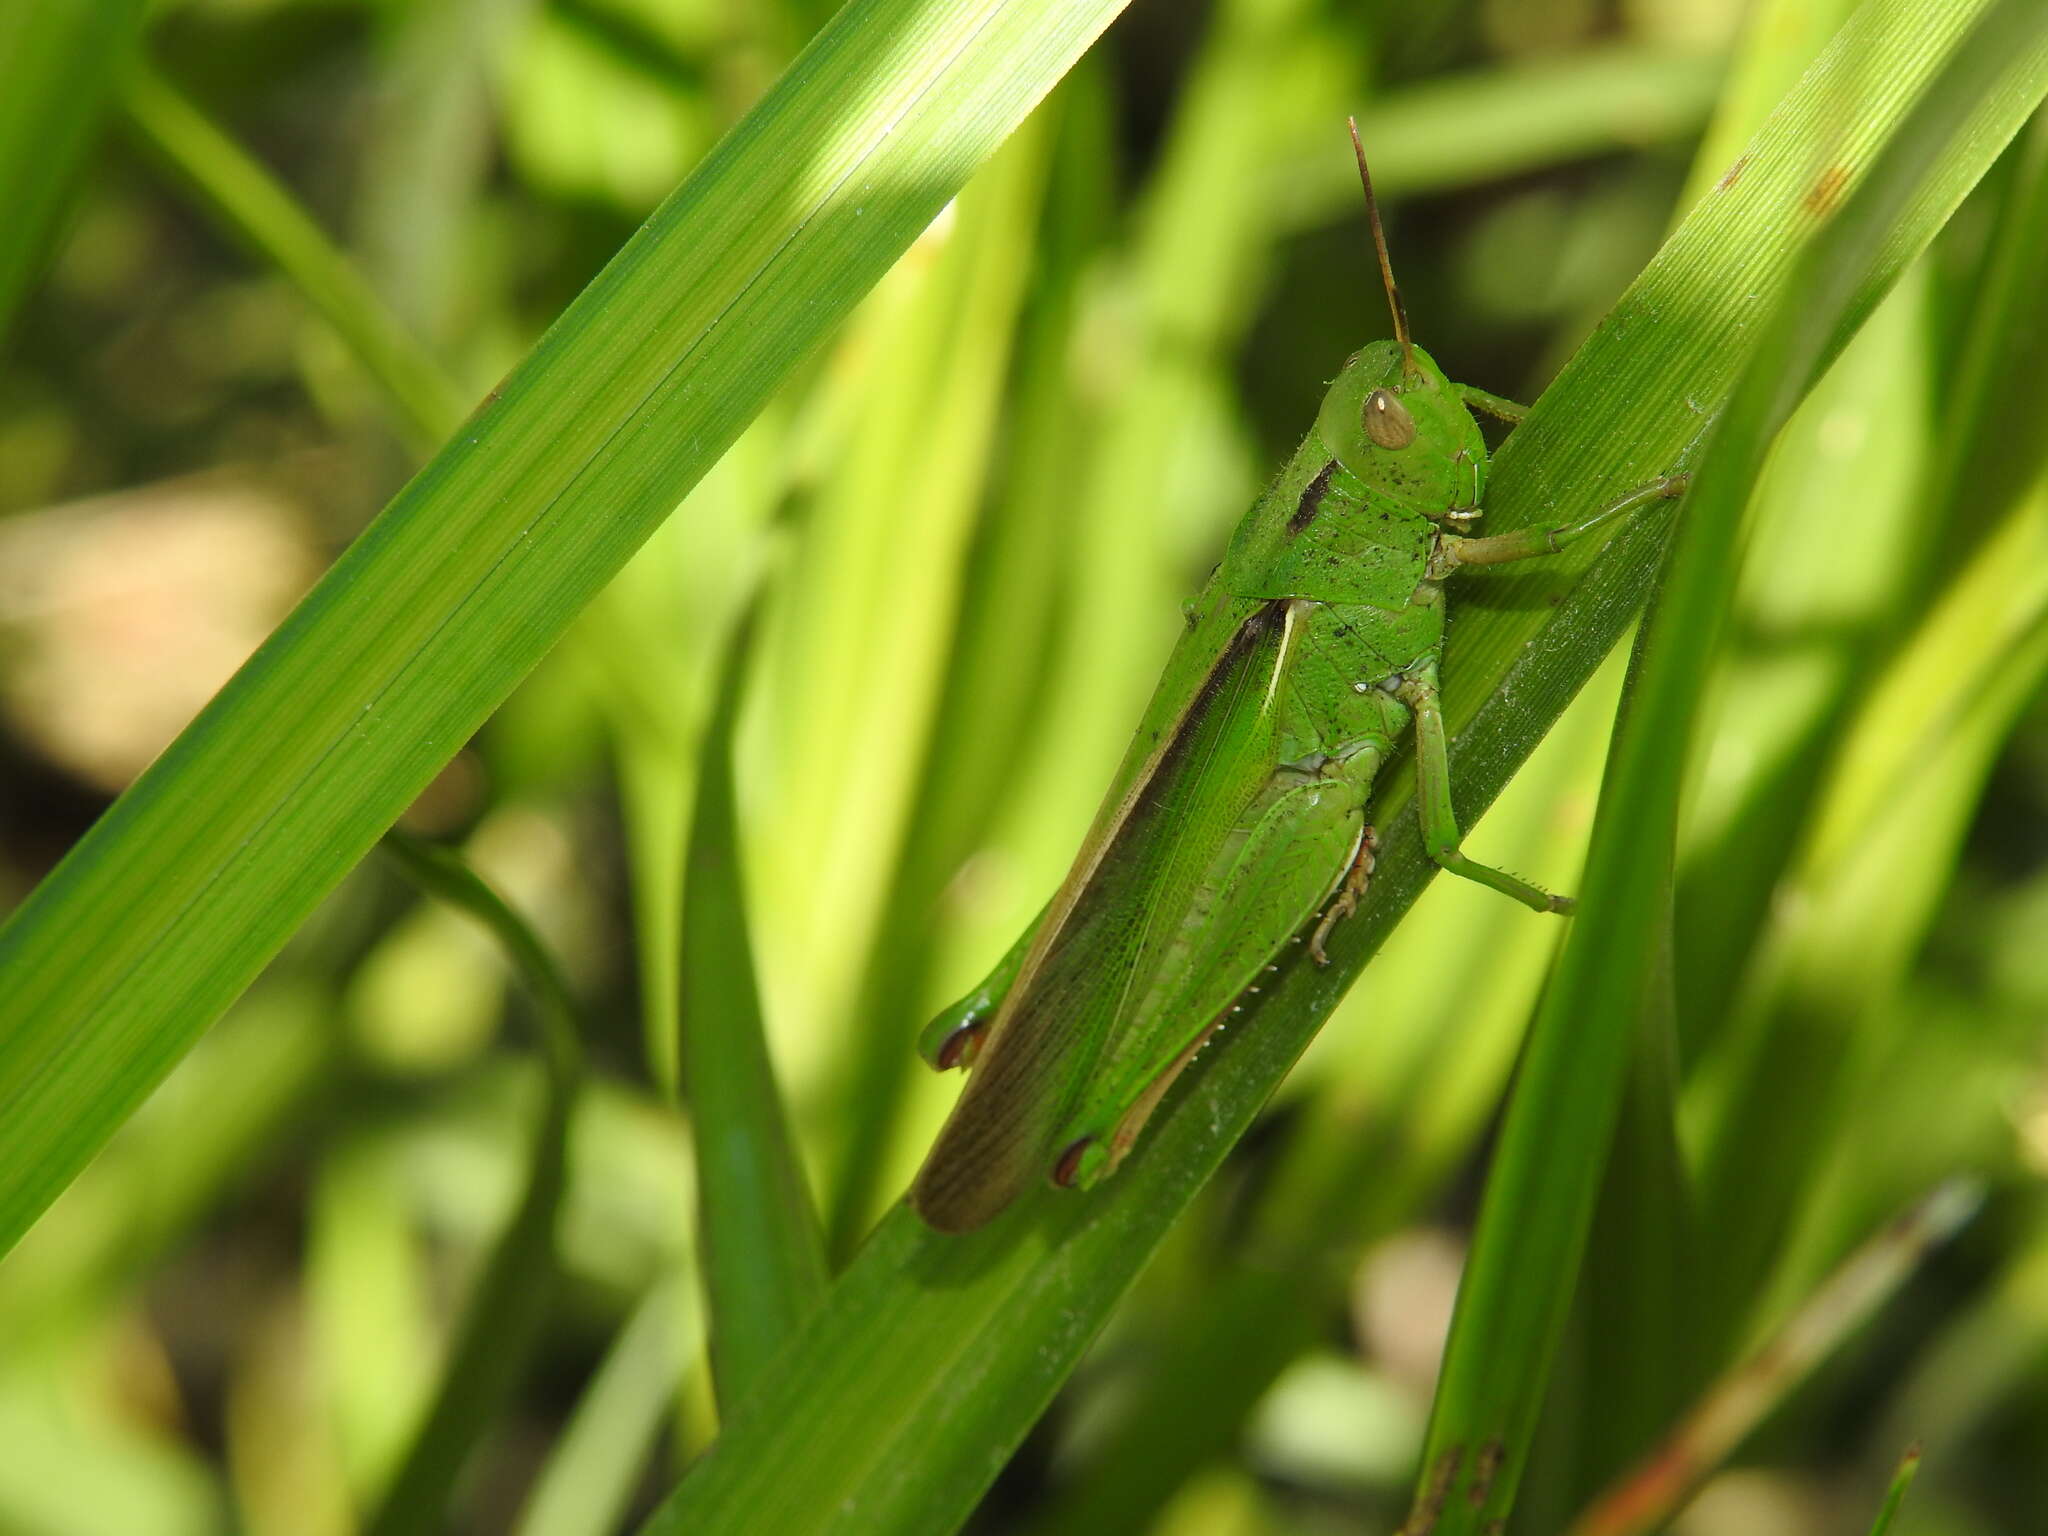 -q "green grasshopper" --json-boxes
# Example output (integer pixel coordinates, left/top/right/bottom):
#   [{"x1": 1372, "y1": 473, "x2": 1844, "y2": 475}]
[{"x1": 909, "y1": 123, "x2": 1684, "y2": 1233}]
